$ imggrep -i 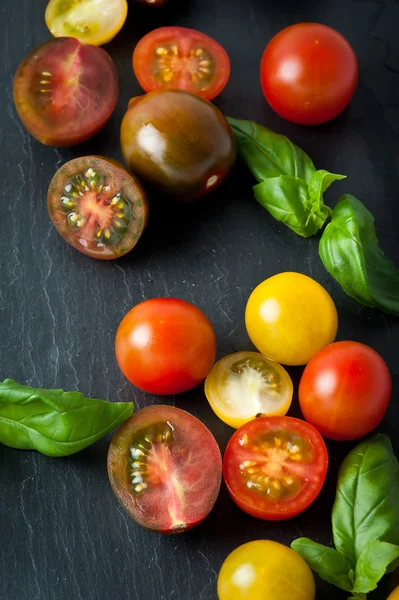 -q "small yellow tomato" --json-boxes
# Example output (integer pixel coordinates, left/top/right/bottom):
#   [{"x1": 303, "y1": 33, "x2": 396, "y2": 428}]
[
  {"x1": 245, "y1": 272, "x2": 338, "y2": 366},
  {"x1": 388, "y1": 587, "x2": 399, "y2": 600},
  {"x1": 205, "y1": 351, "x2": 293, "y2": 428},
  {"x1": 217, "y1": 540, "x2": 315, "y2": 600},
  {"x1": 45, "y1": 0, "x2": 128, "y2": 46}
]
